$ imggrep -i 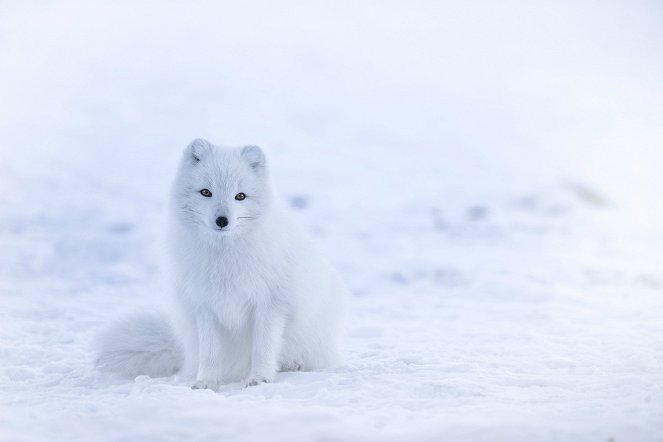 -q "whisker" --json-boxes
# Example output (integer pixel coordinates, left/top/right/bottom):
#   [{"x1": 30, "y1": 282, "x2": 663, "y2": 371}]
[
  {"x1": 237, "y1": 217, "x2": 255, "y2": 220},
  {"x1": 181, "y1": 207, "x2": 204, "y2": 215}
]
